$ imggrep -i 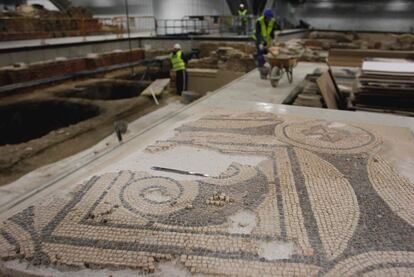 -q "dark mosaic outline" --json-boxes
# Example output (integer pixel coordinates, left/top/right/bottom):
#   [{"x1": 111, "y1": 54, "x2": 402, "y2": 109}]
[
  {"x1": 281, "y1": 122, "x2": 377, "y2": 151},
  {"x1": 24, "y1": 169, "x2": 318, "y2": 266},
  {"x1": 121, "y1": 176, "x2": 184, "y2": 208}
]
